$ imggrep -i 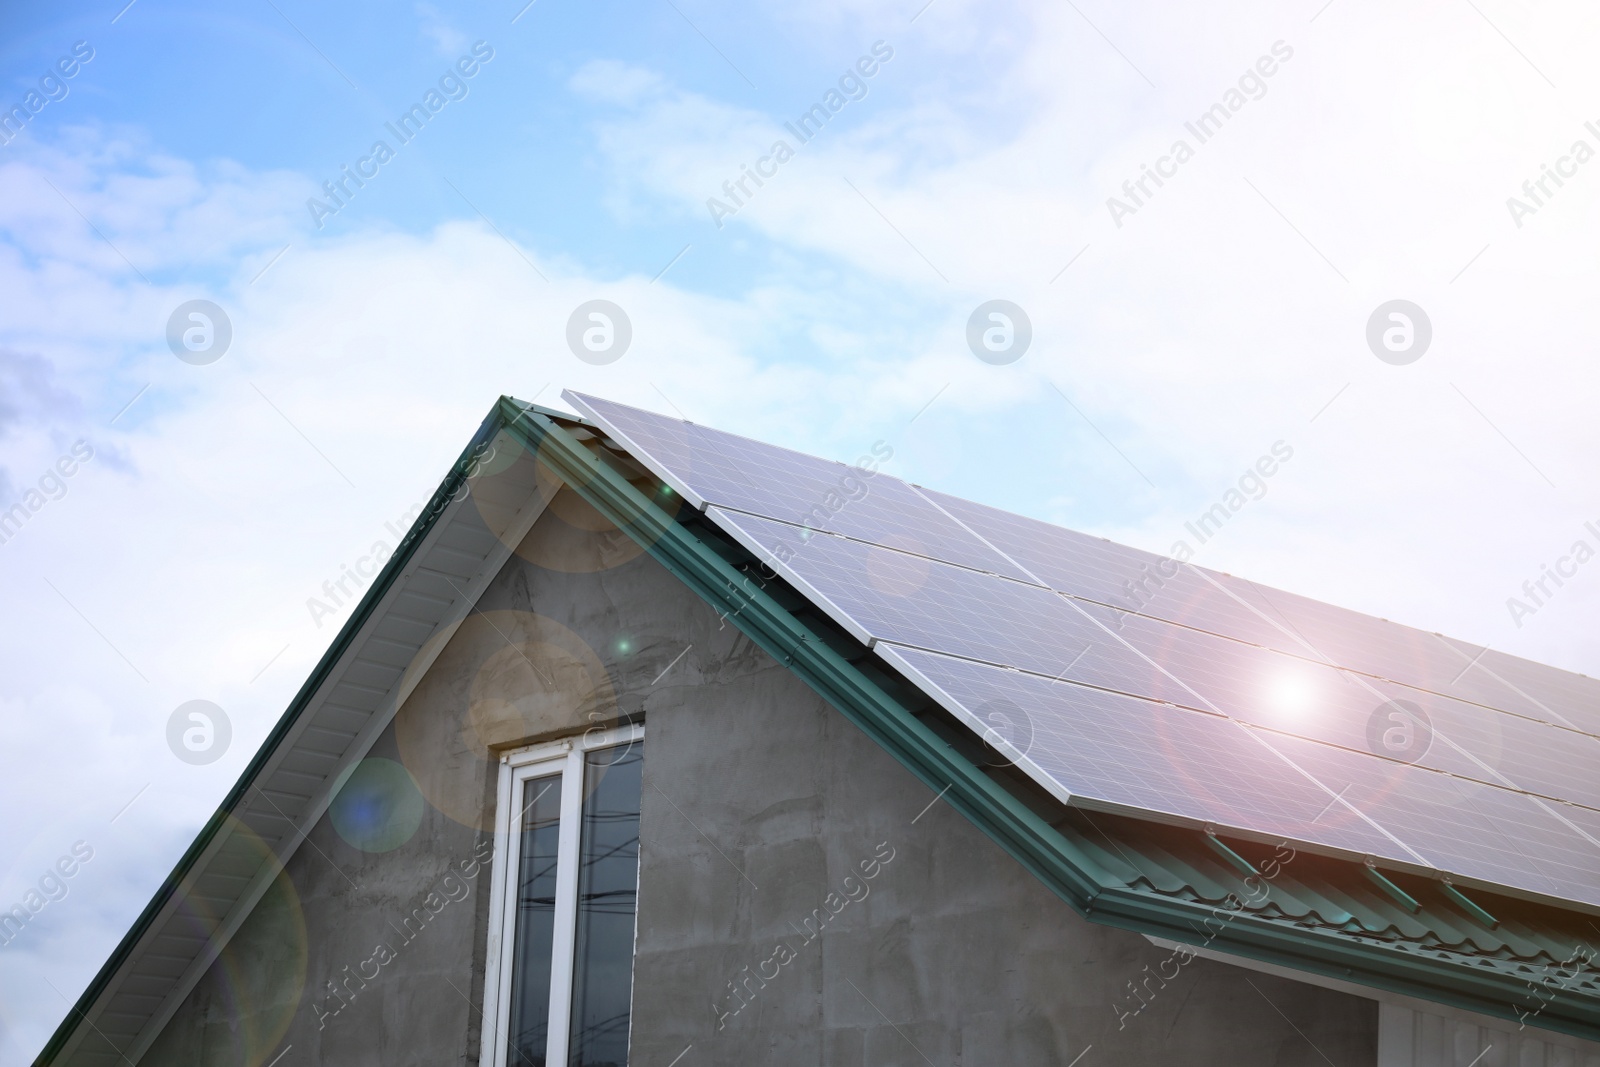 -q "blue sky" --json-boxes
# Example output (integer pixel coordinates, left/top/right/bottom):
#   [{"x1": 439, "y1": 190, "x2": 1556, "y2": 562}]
[
  {"x1": 3, "y1": 0, "x2": 1600, "y2": 1060},
  {"x1": 0, "y1": 0, "x2": 986, "y2": 303}
]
